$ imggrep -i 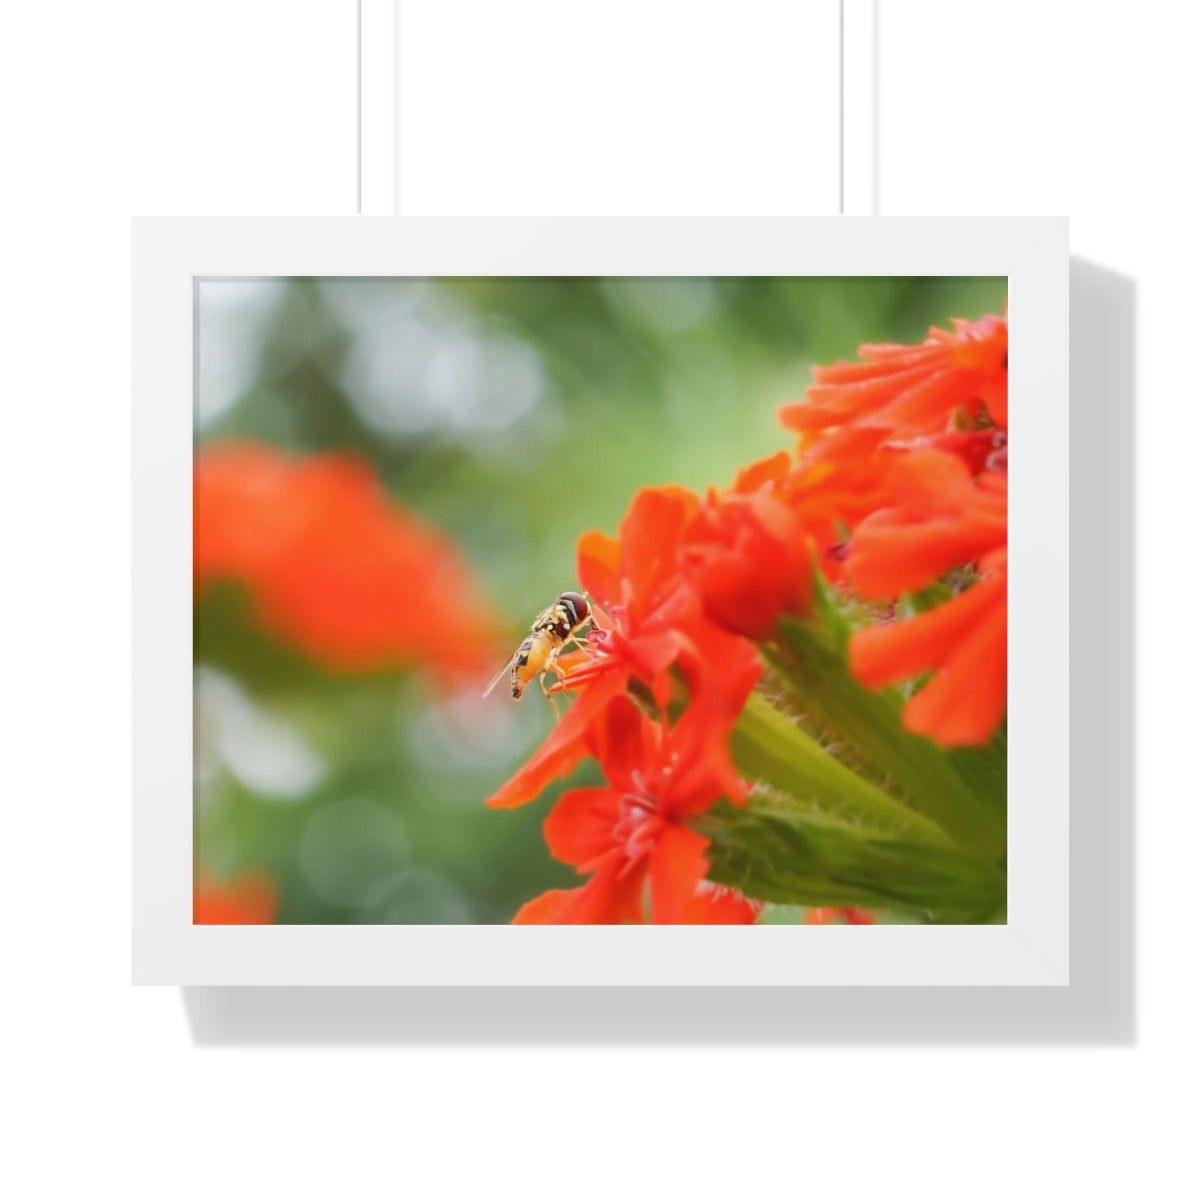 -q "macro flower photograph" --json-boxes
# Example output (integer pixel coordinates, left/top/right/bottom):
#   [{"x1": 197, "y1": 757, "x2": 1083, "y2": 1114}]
[{"x1": 194, "y1": 274, "x2": 1008, "y2": 926}]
